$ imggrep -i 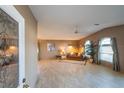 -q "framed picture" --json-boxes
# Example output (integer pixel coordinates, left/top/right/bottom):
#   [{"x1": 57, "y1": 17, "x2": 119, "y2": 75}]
[{"x1": 47, "y1": 43, "x2": 55, "y2": 52}]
